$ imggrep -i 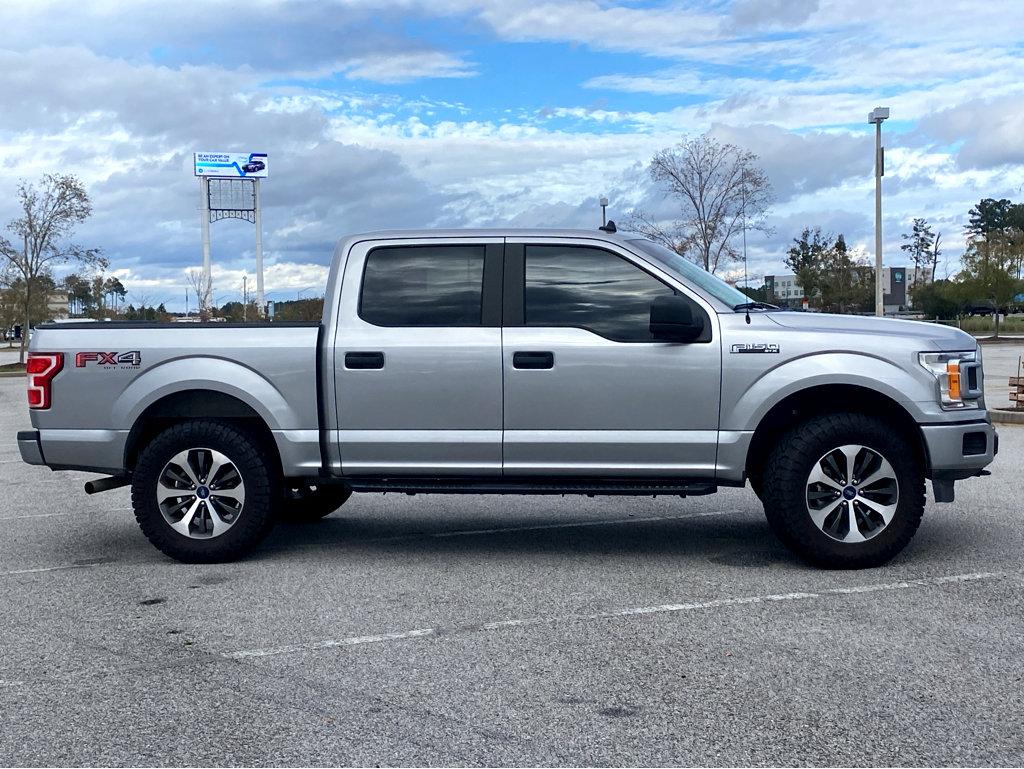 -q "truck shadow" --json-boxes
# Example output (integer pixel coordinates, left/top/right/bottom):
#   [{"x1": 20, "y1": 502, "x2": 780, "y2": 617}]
[
  {"x1": 255, "y1": 498, "x2": 993, "y2": 568},
  {"x1": 260, "y1": 509, "x2": 804, "y2": 568}
]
